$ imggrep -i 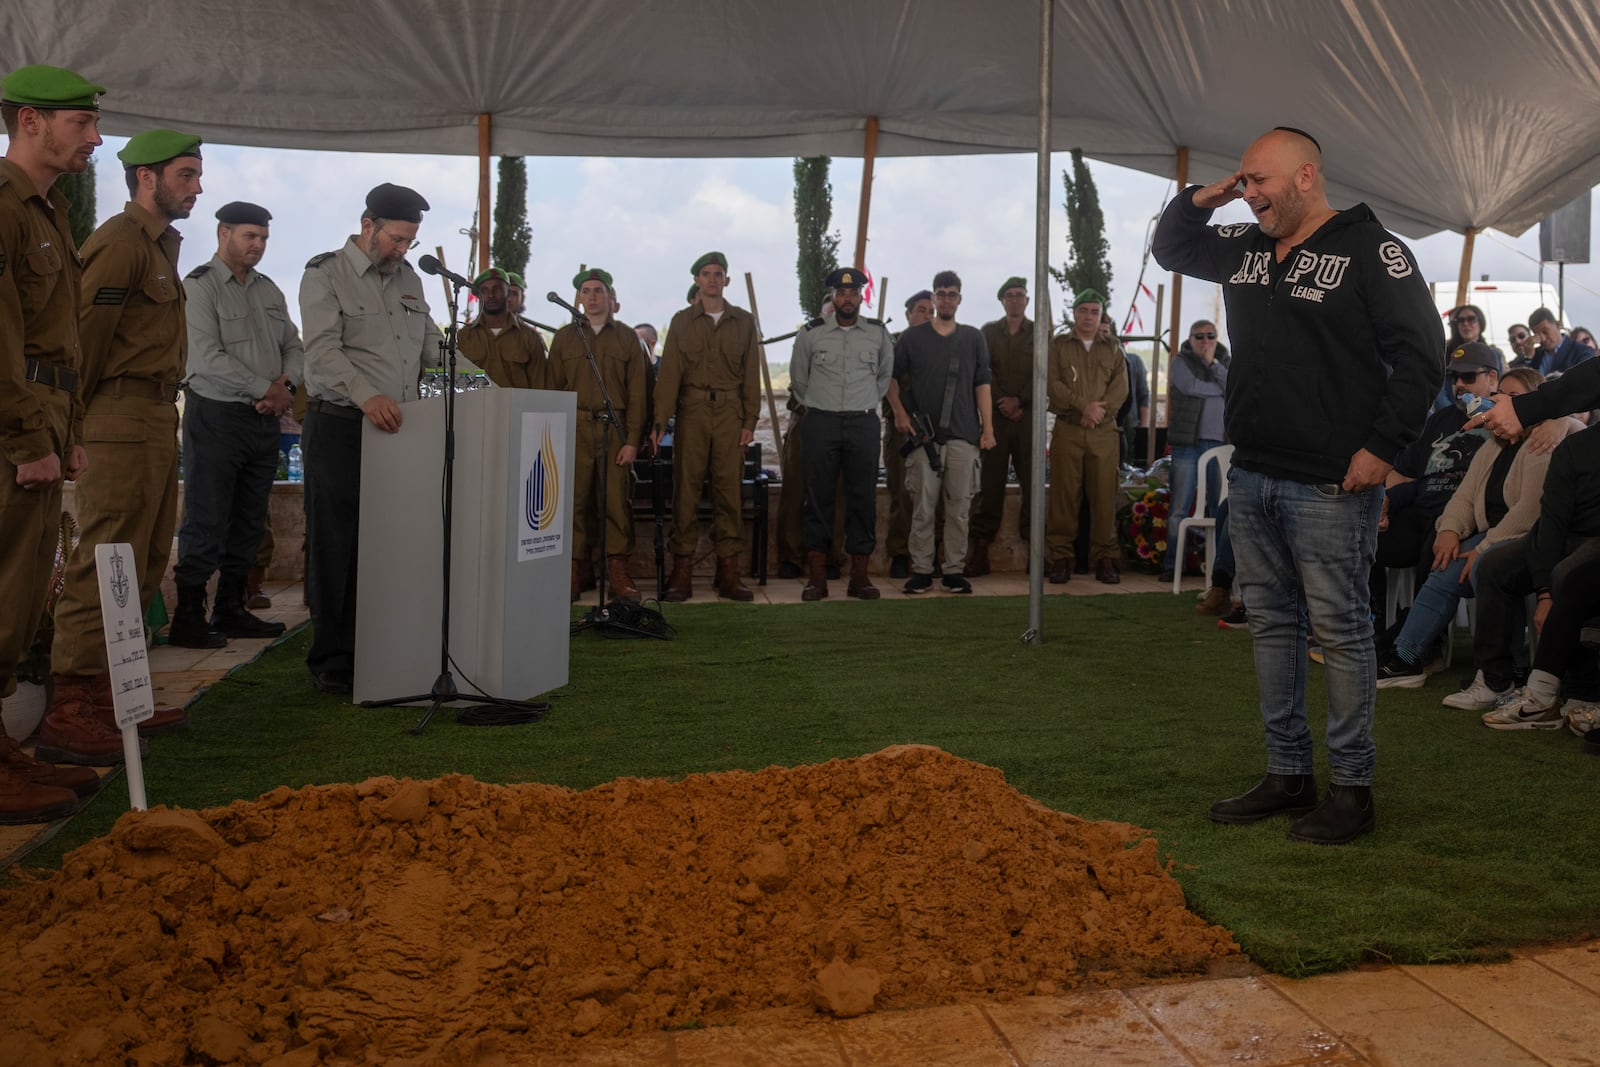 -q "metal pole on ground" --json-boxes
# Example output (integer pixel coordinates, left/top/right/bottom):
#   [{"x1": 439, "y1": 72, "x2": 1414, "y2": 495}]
[
  {"x1": 1148, "y1": 283, "x2": 1164, "y2": 469},
  {"x1": 1025, "y1": 0, "x2": 1053, "y2": 644}
]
